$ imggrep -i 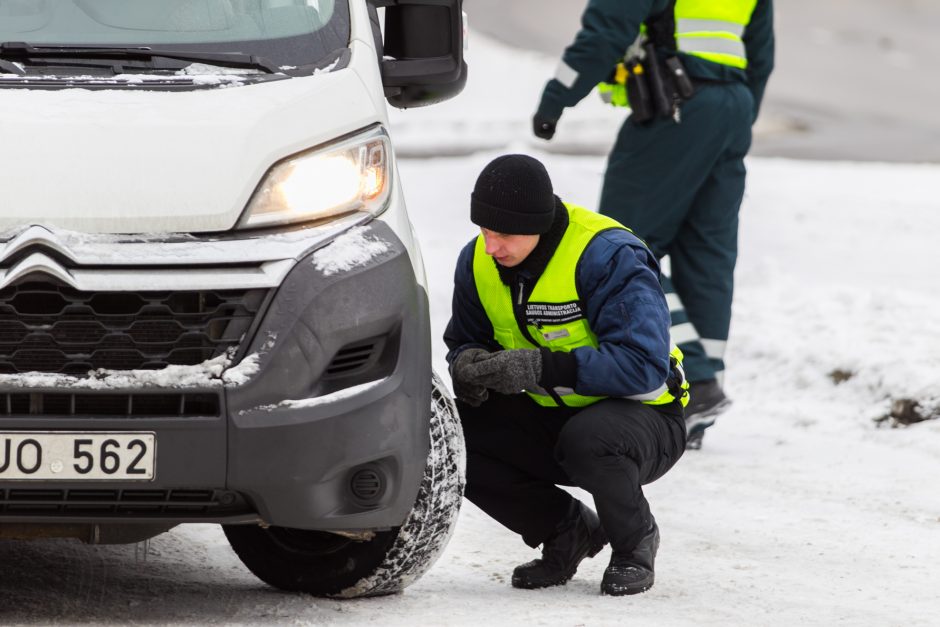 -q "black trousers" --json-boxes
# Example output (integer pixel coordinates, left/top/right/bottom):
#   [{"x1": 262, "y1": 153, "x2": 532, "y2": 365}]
[{"x1": 458, "y1": 393, "x2": 686, "y2": 553}]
